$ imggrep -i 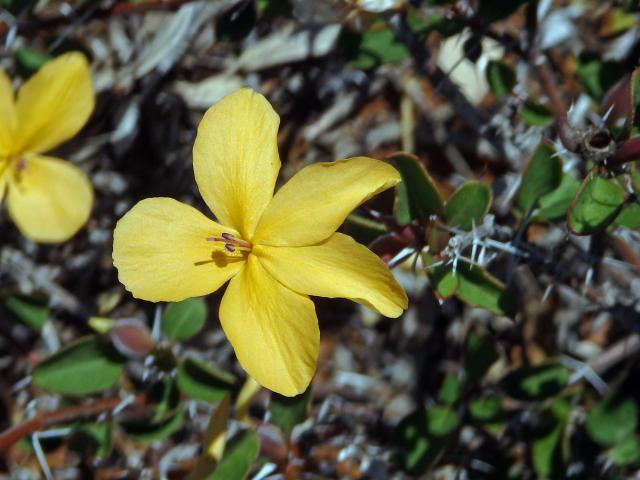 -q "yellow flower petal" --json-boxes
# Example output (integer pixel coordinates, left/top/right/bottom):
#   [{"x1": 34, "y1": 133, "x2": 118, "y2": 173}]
[
  {"x1": 0, "y1": 70, "x2": 18, "y2": 156},
  {"x1": 219, "y1": 255, "x2": 319, "y2": 396},
  {"x1": 113, "y1": 197, "x2": 244, "y2": 302},
  {"x1": 7, "y1": 155, "x2": 93, "y2": 243},
  {"x1": 15, "y1": 52, "x2": 94, "y2": 154},
  {"x1": 253, "y1": 157, "x2": 400, "y2": 246},
  {"x1": 193, "y1": 88, "x2": 281, "y2": 239},
  {"x1": 255, "y1": 233, "x2": 408, "y2": 317}
]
